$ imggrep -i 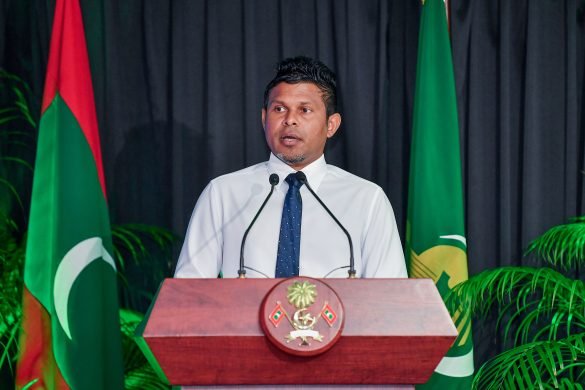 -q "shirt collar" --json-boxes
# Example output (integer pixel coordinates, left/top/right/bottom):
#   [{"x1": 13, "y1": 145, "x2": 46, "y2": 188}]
[{"x1": 267, "y1": 153, "x2": 327, "y2": 191}]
